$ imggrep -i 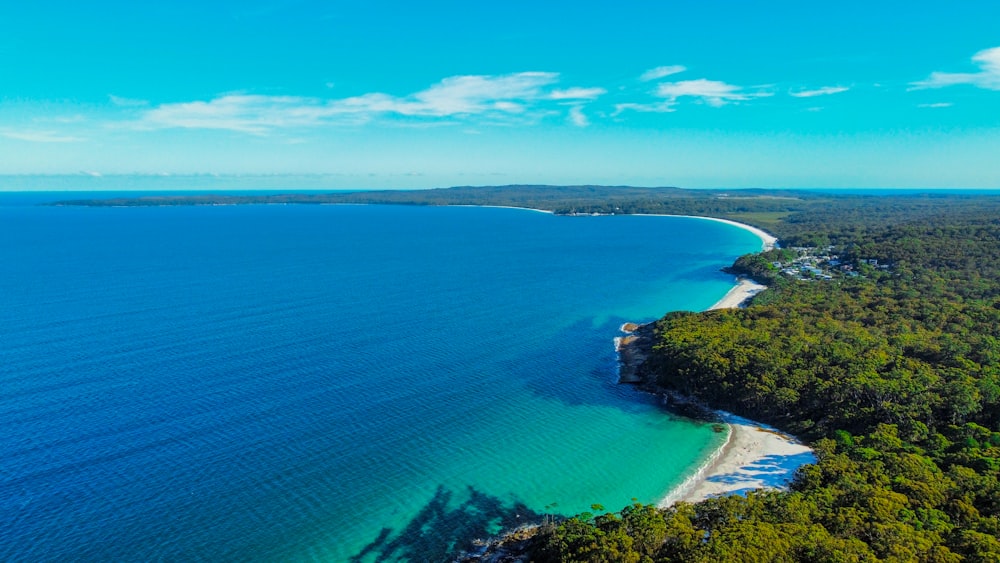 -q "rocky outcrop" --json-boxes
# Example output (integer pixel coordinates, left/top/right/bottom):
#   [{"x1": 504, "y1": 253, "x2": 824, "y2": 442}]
[
  {"x1": 616, "y1": 322, "x2": 656, "y2": 384},
  {"x1": 617, "y1": 322, "x2": 720, "y2": 421}
]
